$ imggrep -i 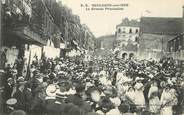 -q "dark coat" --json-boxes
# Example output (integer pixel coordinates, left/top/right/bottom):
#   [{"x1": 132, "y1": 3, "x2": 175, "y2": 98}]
[
  {"x1": 66, "y1": 94, "x2": 92, "y2": 113},
  {"x1": 24, "y1": 88, "x2": 33, "y2": 112},
  {"x1": 13, "y1": 89, "x2": 26, "y2": 110},
  {"x1": 4, "y1": 83, "x2": 13, "y2": 100},
  {"x1": 30, "y1": 78, "x2": 41, "y2": 96},
  {"x1": 46, "y1": 101, "x2": 66, "y2": 115},
  {"x1": 31, "y1": 94, "x2": 46, "y2": 115}
]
